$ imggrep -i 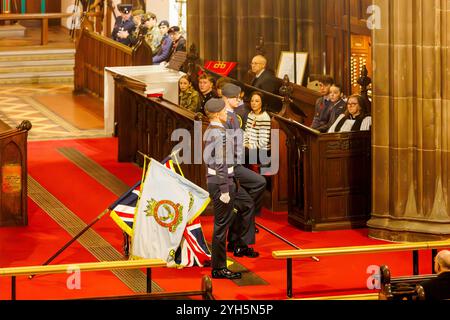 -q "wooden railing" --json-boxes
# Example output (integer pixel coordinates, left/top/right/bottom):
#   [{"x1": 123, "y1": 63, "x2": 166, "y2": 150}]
[
  {"x1": 74, "y1": 28, "x2": 152, "y2": 98},
  {"x1": 0, "y1": 259, "x2": 166, "y2": 300},
  {"x1": 272, "y1": 240, "x2": 450, "y2": 298}
]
